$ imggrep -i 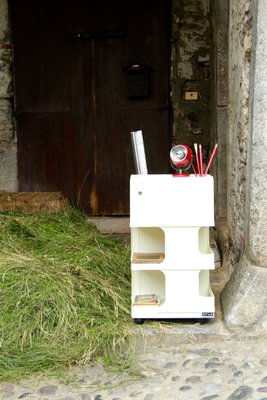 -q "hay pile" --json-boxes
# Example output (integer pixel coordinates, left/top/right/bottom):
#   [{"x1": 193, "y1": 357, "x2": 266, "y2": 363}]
[
  {"x1": 0, "y1": 192, "x2": 69, "y2": 213},
  {"x1": 0, "y1": 208, "x2": 131, "y2": 381}
]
